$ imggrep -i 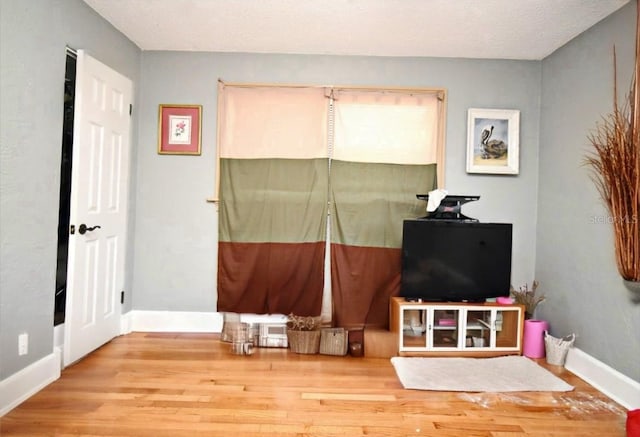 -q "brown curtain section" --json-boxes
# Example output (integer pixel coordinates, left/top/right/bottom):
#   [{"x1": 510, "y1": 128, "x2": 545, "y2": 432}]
[
  {"x1": 218, "y1": 241, "x2": 325, "y2": 316},
  {"x1": 330, "y1": 244, "x2": 401, "y2": 329}
]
